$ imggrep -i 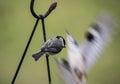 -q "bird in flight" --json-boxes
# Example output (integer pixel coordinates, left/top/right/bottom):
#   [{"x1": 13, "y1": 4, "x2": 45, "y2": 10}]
[{"x1": 56, "y1": 12, "x2": 117, "y2": 84}]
